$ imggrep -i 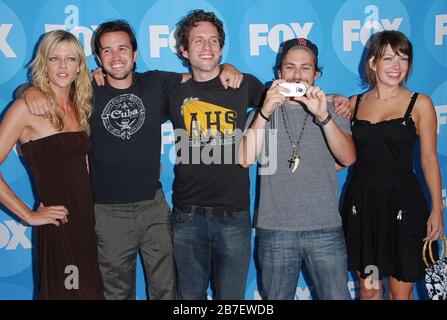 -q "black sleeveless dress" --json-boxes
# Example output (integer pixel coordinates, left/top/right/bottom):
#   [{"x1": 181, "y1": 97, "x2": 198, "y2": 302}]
[
  {"x1": 21, "y1": 132, "x2": 104, "y2": 299},
  {"x1": 342, "y1": 93, "x2": 430, "y2": 282}
]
